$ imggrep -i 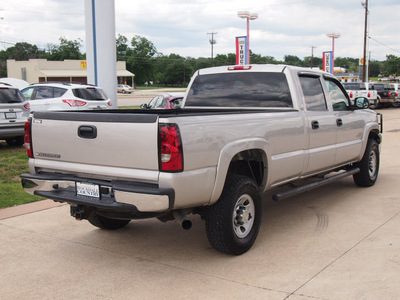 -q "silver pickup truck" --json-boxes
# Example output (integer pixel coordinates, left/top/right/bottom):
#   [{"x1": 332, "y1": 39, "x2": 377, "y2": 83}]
[{"x1": 21, "y1": 65, "x2": 382, "y2": 255}]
